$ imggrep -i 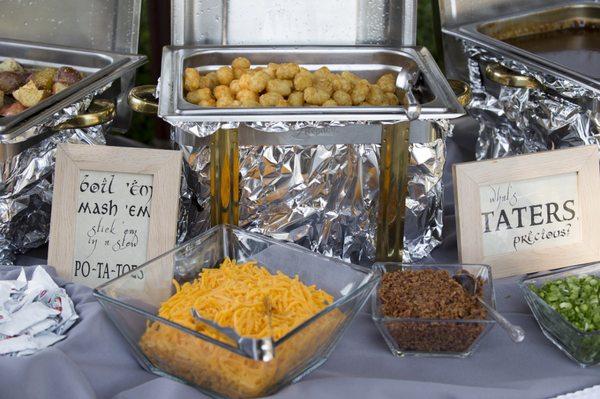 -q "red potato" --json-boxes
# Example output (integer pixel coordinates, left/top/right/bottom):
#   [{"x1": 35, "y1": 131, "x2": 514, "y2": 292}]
[
  {"x1": 54, "y1": 66, "x2": 82, "y2": 85},
  {"x1": 0, "y1": 102, "x2": 27, "y2": 116},
  {"x1": 0, "y1": 71, "x2": 26, "y2": 93}
]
